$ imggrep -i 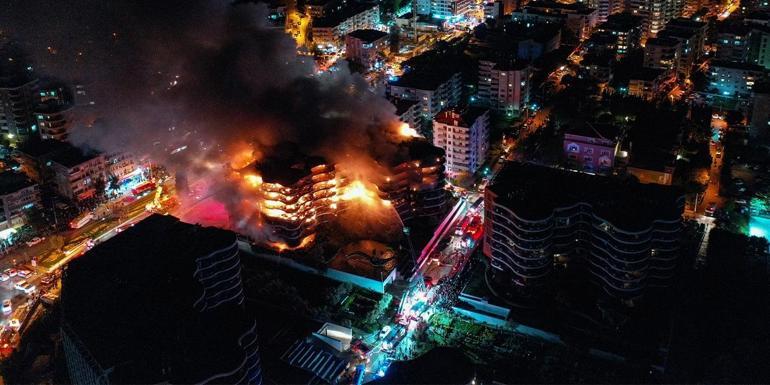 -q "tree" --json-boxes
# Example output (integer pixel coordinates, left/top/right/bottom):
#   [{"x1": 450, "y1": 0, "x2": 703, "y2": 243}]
[
  {"x1": 23, "y1": 207, "x2": 49, "y2": 235},
  {"x1": 108, "y1": 174, "x2": 120, "y2": 194},
  {"x1": 92, "y1": 175, "x2": 107, "y2": 202}
]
